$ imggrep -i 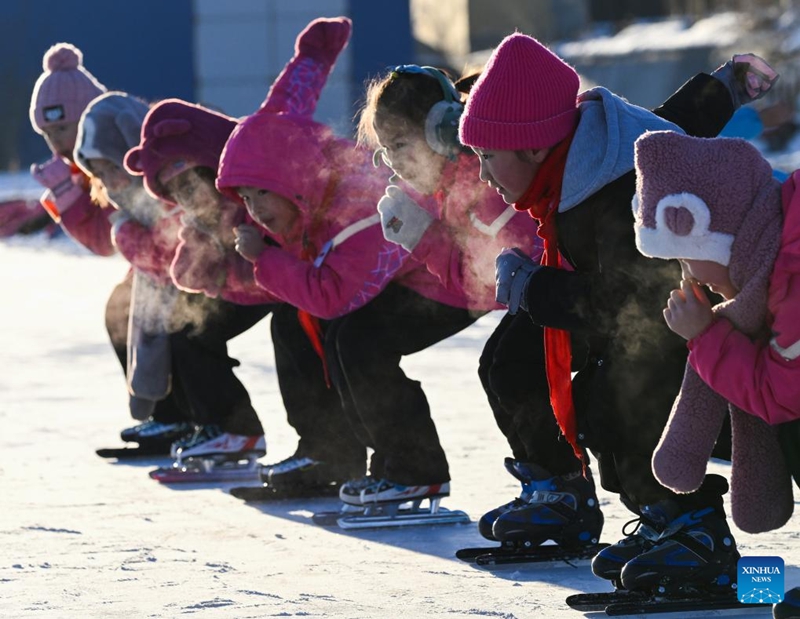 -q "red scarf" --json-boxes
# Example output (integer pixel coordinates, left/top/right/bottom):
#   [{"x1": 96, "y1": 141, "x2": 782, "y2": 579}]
[
  {"x1": 295, "y1": 176, "x2": 339, "y2": 389},
  {"x1": 299, "y1": 239, "x2": 330, "y2": 388},
  {"x1": 514, "y1": 134, "x2": 585, "y2": 467}
]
